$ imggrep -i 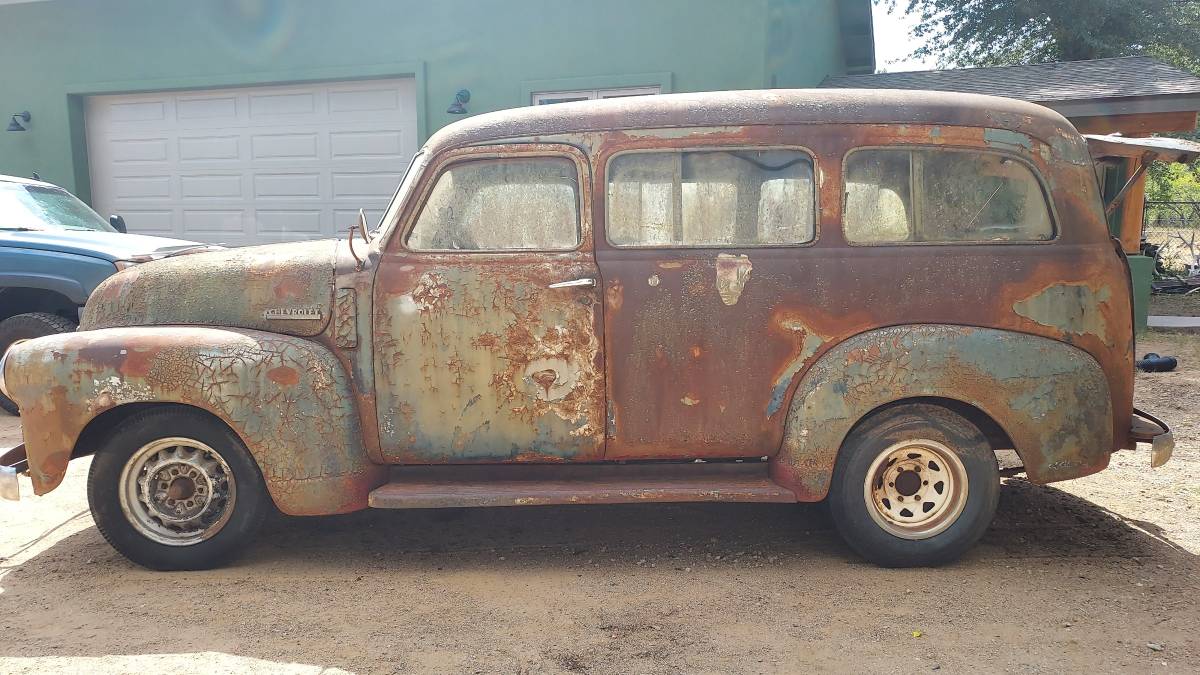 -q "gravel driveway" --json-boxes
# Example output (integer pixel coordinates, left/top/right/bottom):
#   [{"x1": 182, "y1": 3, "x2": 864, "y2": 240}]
[{"x1": 1, "y1": 332, "x2": 1197, "y2": 674}]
